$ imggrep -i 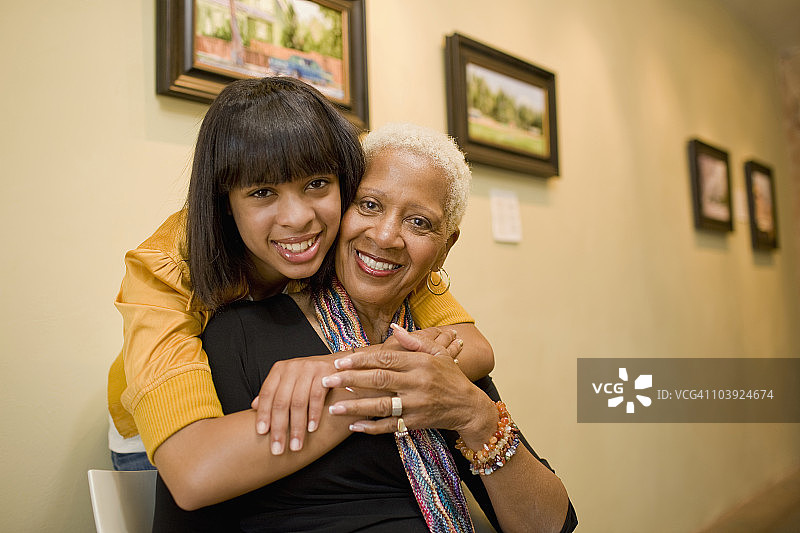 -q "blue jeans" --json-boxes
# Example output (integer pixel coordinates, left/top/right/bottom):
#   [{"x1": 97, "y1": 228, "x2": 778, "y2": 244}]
[{"x1": 111, "y1": 451, "x2": 157, "y2": 471}]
